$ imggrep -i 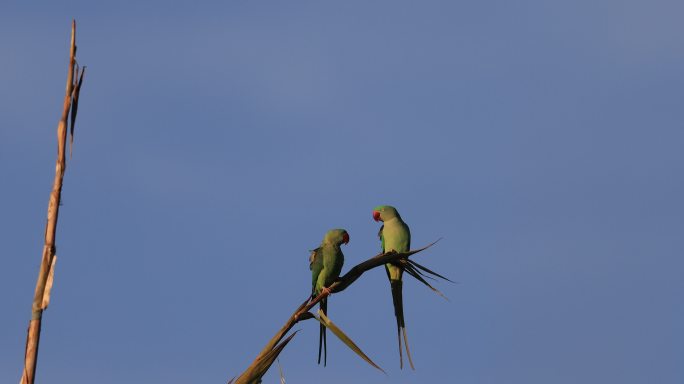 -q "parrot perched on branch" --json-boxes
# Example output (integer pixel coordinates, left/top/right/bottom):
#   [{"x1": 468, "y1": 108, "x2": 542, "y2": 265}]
[
  {"x1": 373, "y1": 205, "x2": 415, "y2": 370},
  {"x1": 309, "y1": 228, "x2": 349, "y2": 366}
]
